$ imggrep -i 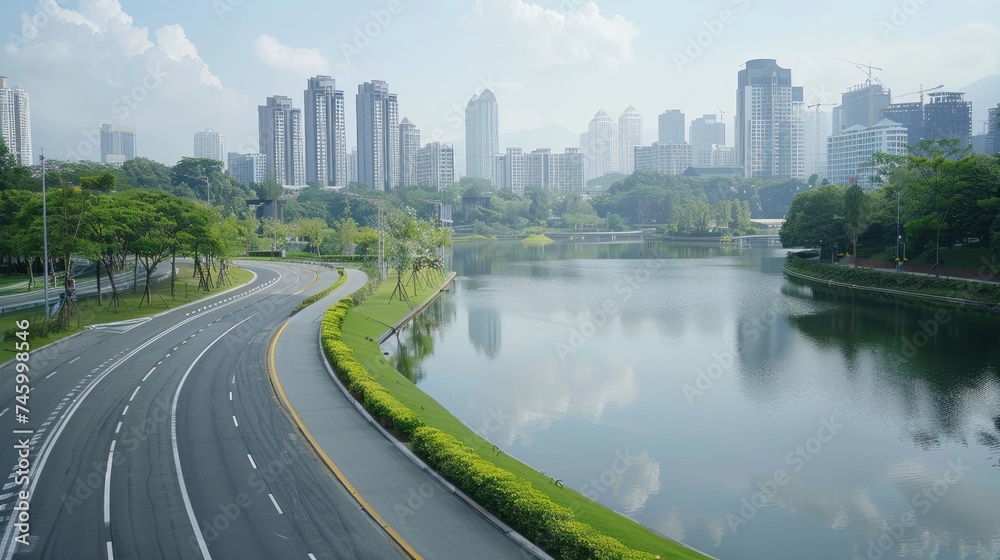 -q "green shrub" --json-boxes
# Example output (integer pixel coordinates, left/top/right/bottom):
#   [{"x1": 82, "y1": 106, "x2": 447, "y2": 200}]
[{"x1": 295, "y1": 269, "x2": 348, "y2": 311}]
